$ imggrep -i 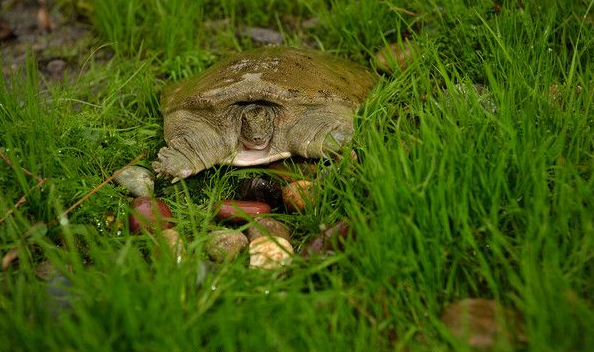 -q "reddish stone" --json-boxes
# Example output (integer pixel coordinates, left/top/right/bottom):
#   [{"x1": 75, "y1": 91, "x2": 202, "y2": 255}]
[
  {"x1": 129, "y1": 197, "x2": 174, "y2": 234},
  {"x1": 215, "y1": 200, "x2": 271, "y2": 223}
]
